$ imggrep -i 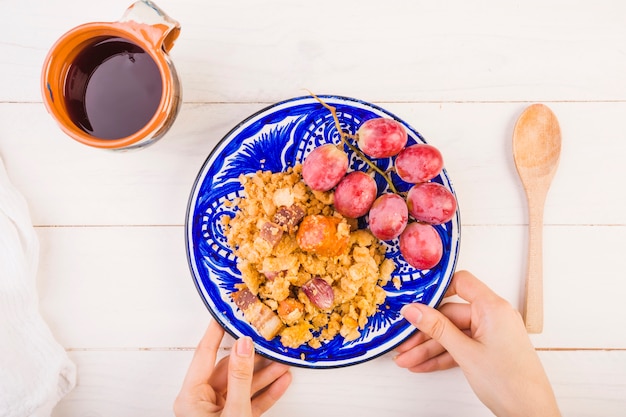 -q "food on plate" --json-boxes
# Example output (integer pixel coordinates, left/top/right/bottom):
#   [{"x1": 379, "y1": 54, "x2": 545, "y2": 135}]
[
  {"x1": 231, "y1": 287, "x2": 284, "y2": 340},
  {"x1": 357, "y1": 117, "x2": 408, "y2": 158},
  {"x1": 406, "y1": 182, "x2": 457, "y2": 225},
  {"x1": 367, "y1": 193, "x2": 408, "y2": 241},
  {"x1": 296, "y1": 215, "x2": 349, "y2": 257},
  {"x1": 395, "y1": 144, "x2": 444, "y2": 183},
  {"x1": 305, "y1": 94, "x2": 456, "y2": 271},
  {"x1": 223, "y1": 166, "x2": 395, "y2": 349},
  {"x1": 302, "y1": 143, "x2": 348, "y2": 191},
  {"x1": 399, "y1": 222, "x2": 443, "y2": 270},
  {"x1": 222, "y1": 95, "x2": 458, "y2": 350},
  {"x1": 333, "y1": 171, "x2": 378, "y2": 219},
  {"x1": 301, "y1": 277, "x2": 334, "y2": 310}
]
